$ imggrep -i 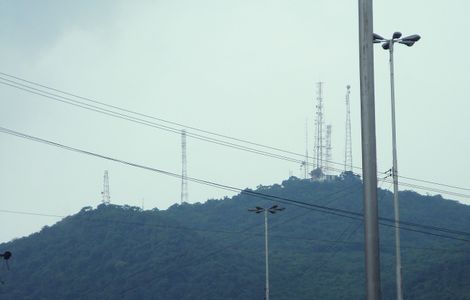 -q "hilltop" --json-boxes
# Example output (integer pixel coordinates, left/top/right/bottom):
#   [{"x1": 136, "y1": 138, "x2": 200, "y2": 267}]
[{"x1": 1, "y1": 173, "x2": 469, "y2": 300}]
